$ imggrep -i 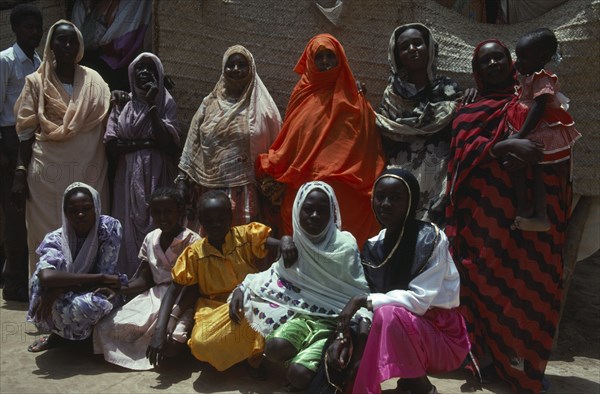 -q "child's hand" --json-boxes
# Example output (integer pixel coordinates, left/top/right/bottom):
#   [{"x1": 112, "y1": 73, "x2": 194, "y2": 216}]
[
  {"x1": 146, "y1": 331, "x2": 167, "y2": 367},
  {"x1": 280, "y1": 235, "x2": 298, "y2": 268},
  {"x1": 228, "y1": 287, "x2": 244, "y2": 324}
]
